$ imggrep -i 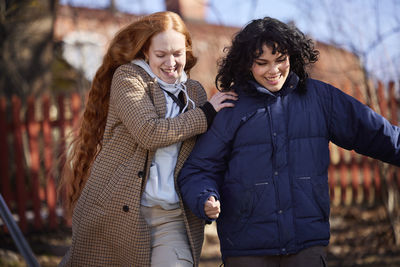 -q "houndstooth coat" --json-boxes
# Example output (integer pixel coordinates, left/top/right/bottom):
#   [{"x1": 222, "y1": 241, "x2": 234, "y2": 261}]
[{"x1": 59, "y1": 63, "x2": 208, "y2": 267}]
